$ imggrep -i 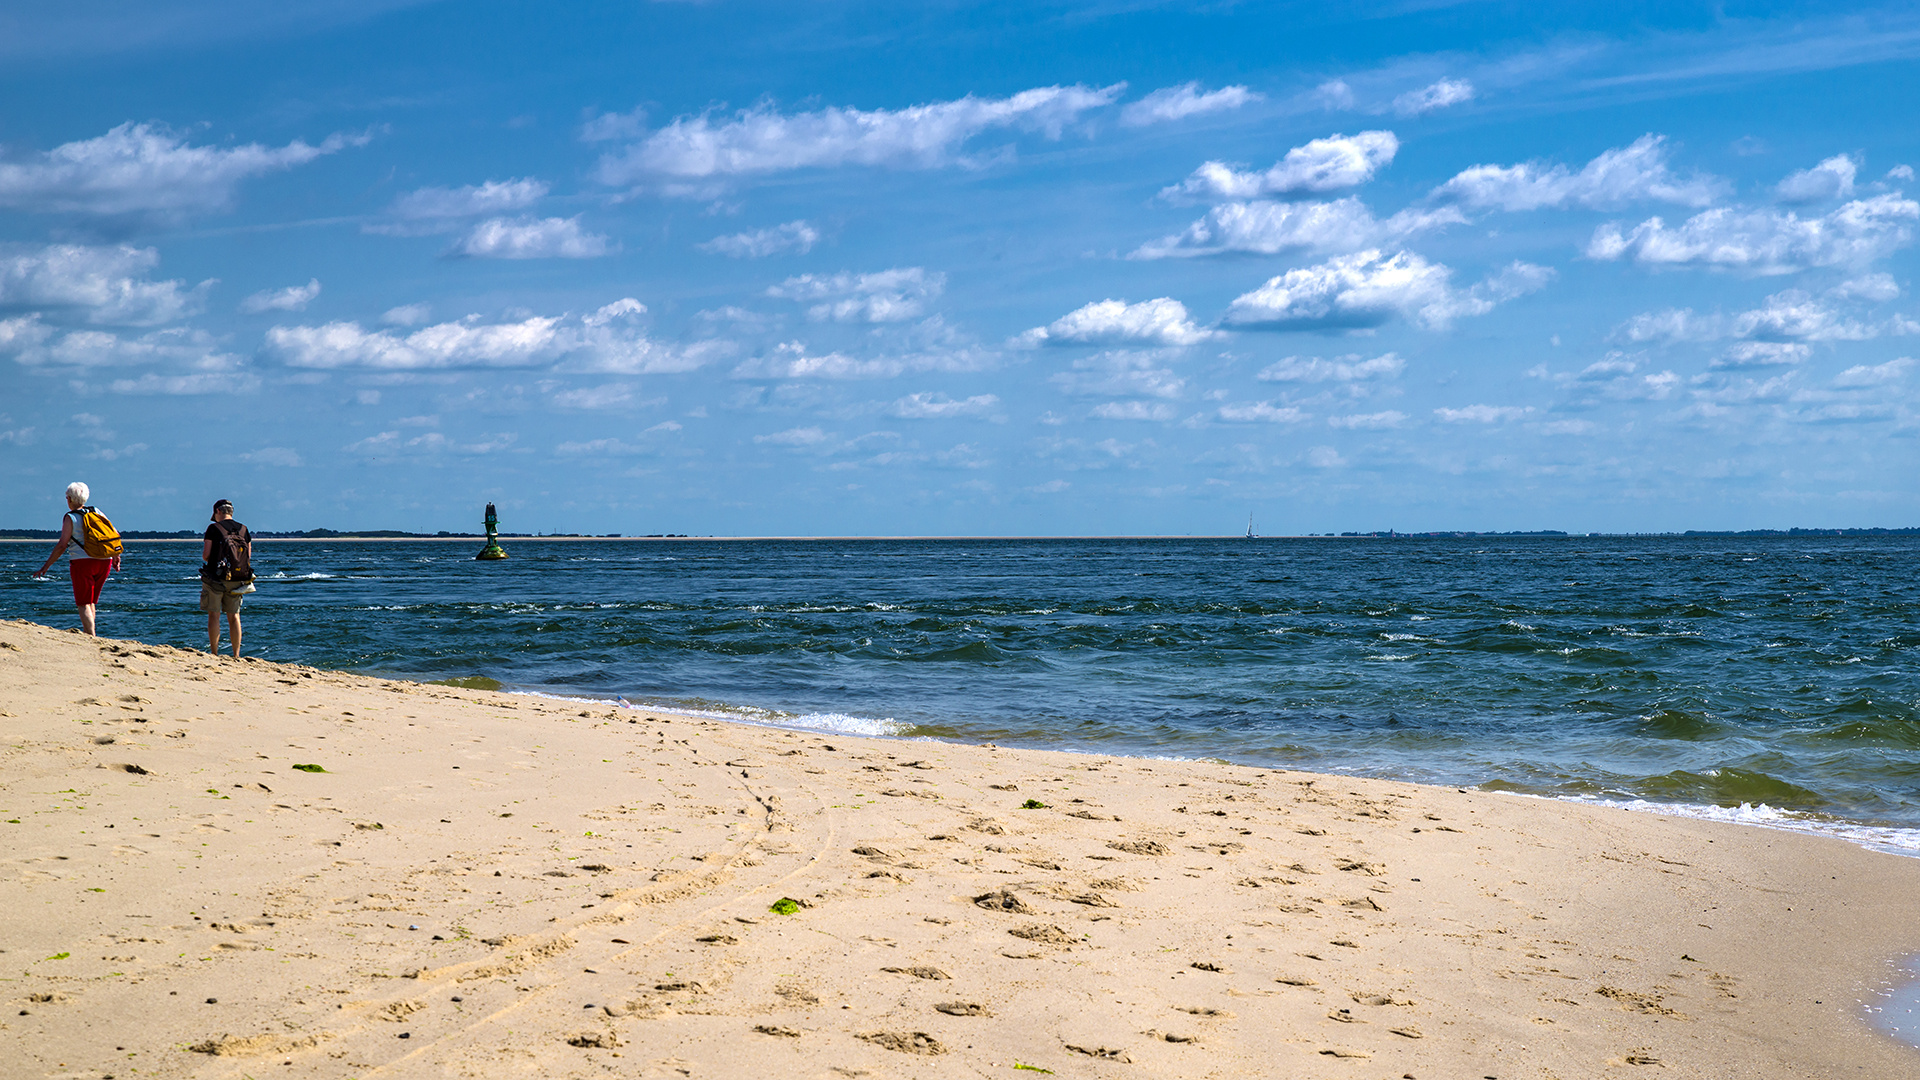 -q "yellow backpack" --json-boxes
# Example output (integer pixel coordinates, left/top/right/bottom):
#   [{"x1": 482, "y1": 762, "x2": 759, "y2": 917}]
[{"x1": 76, "y1": 506, "x2": 124, "y2": 559}]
